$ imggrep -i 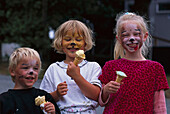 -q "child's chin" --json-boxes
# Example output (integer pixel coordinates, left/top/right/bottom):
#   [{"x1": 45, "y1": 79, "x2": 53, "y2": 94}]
[{"x1": 26, "y1": 83, "x2": 35, "y2": 88}]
